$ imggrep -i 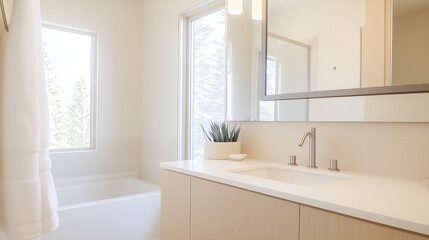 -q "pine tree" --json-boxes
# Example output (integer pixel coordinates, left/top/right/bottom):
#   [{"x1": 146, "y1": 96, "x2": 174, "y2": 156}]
[
  {"x1": 192, "y1": 10, "x2": 226, "y2": 158},
  {"x1": 193, "y1": 10, "x2": 225, "y2": 122},
  {"x1": 67, "y1": 76, "x2": 90, "y2": 147},
  {"x1": 44, "y1": 44, "x2": 70, "y2": 148}
]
